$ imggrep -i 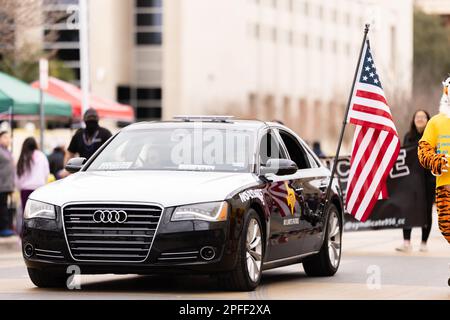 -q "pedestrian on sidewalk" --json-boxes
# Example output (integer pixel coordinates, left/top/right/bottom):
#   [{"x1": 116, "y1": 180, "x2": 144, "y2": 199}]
[
  {"x1": 396, "y1": 109, "x2": 435, "y2": 253},
  {"x1": 16, "y1": 137, "x2": 50, "y2": 236},
  {"x1": 66, "y1": 108, "x2": 112, "y2": 161},
  {"x1": 0, "y1": 131, "x2": 15, "y2": 237},
  {"x1": 60, "y1": 108, "x2": 112, "y2": 178},
  {"x1": 48, "y1": 146, "x2": 65, "y2": 180},
  {"x1": 312, "y1": 141, "x2": 326, "y2": 158}
]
